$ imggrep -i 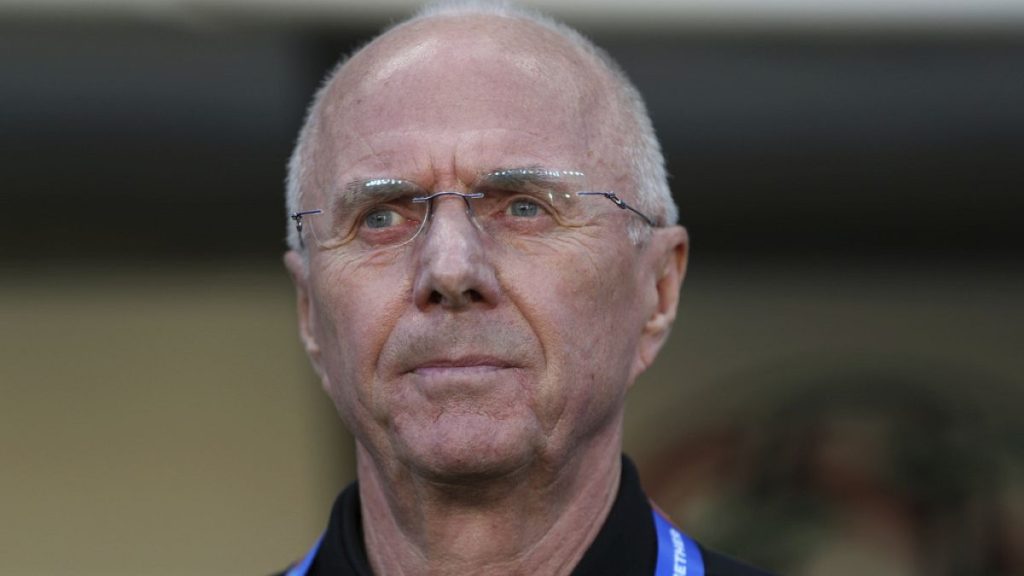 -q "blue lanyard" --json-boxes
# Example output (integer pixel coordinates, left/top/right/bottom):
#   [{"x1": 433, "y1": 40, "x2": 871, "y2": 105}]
[
  {"x1": 652, "y1": 508, "x2": 705, "y2": 576},
  {"x1": 284, "y1": 534, "x2": 321, "y2": 576},
  {"x1": 287, "y1": 509, "x2": 703, "y2": 576}
]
